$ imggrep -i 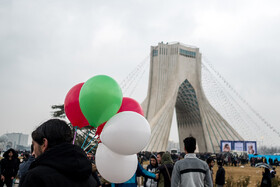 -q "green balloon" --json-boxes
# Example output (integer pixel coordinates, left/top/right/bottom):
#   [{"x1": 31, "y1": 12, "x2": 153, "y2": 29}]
[{"x1": 79, "y1": 75, "x2": 123, "y2": 128}]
